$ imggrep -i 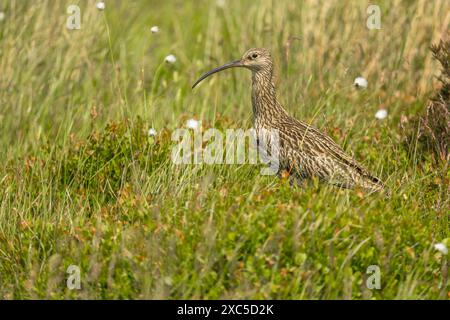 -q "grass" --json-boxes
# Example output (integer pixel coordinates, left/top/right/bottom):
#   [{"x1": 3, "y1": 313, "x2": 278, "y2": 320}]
[{"x1": 0, "y1": 0, "x2": 448, "y2": 299}]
